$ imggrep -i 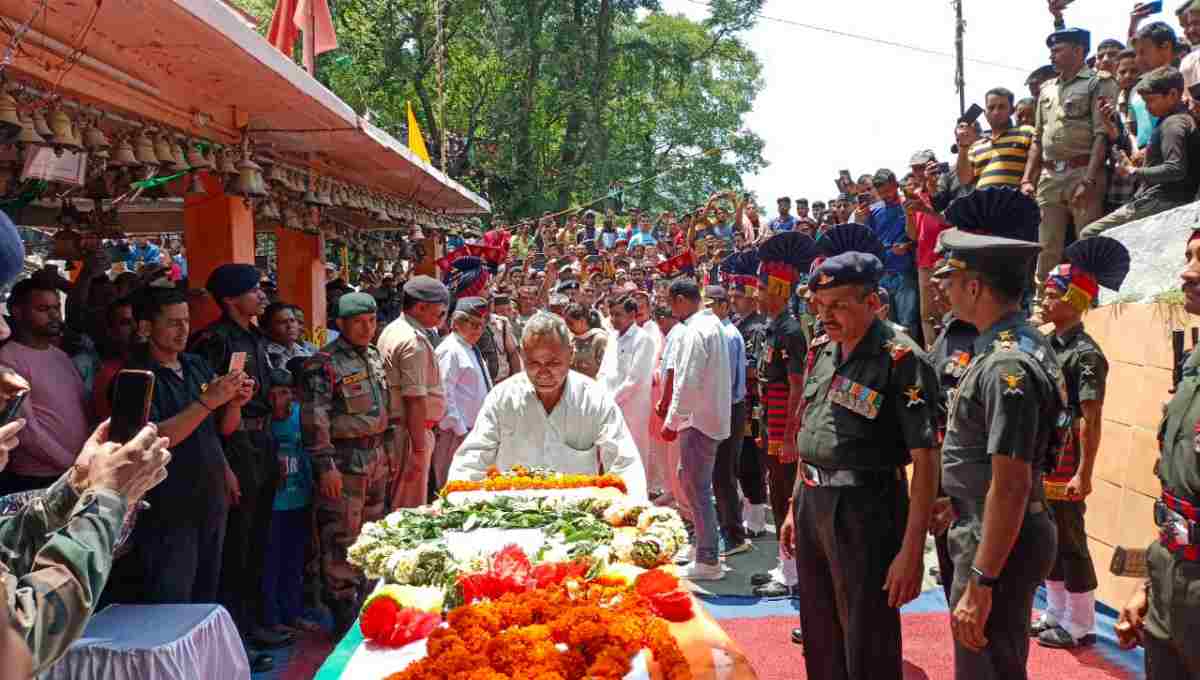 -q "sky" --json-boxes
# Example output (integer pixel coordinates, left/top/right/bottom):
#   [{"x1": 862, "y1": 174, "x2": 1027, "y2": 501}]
[{"x1": 657, "y1": 0, "x2": 1184, "y2": 207}]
